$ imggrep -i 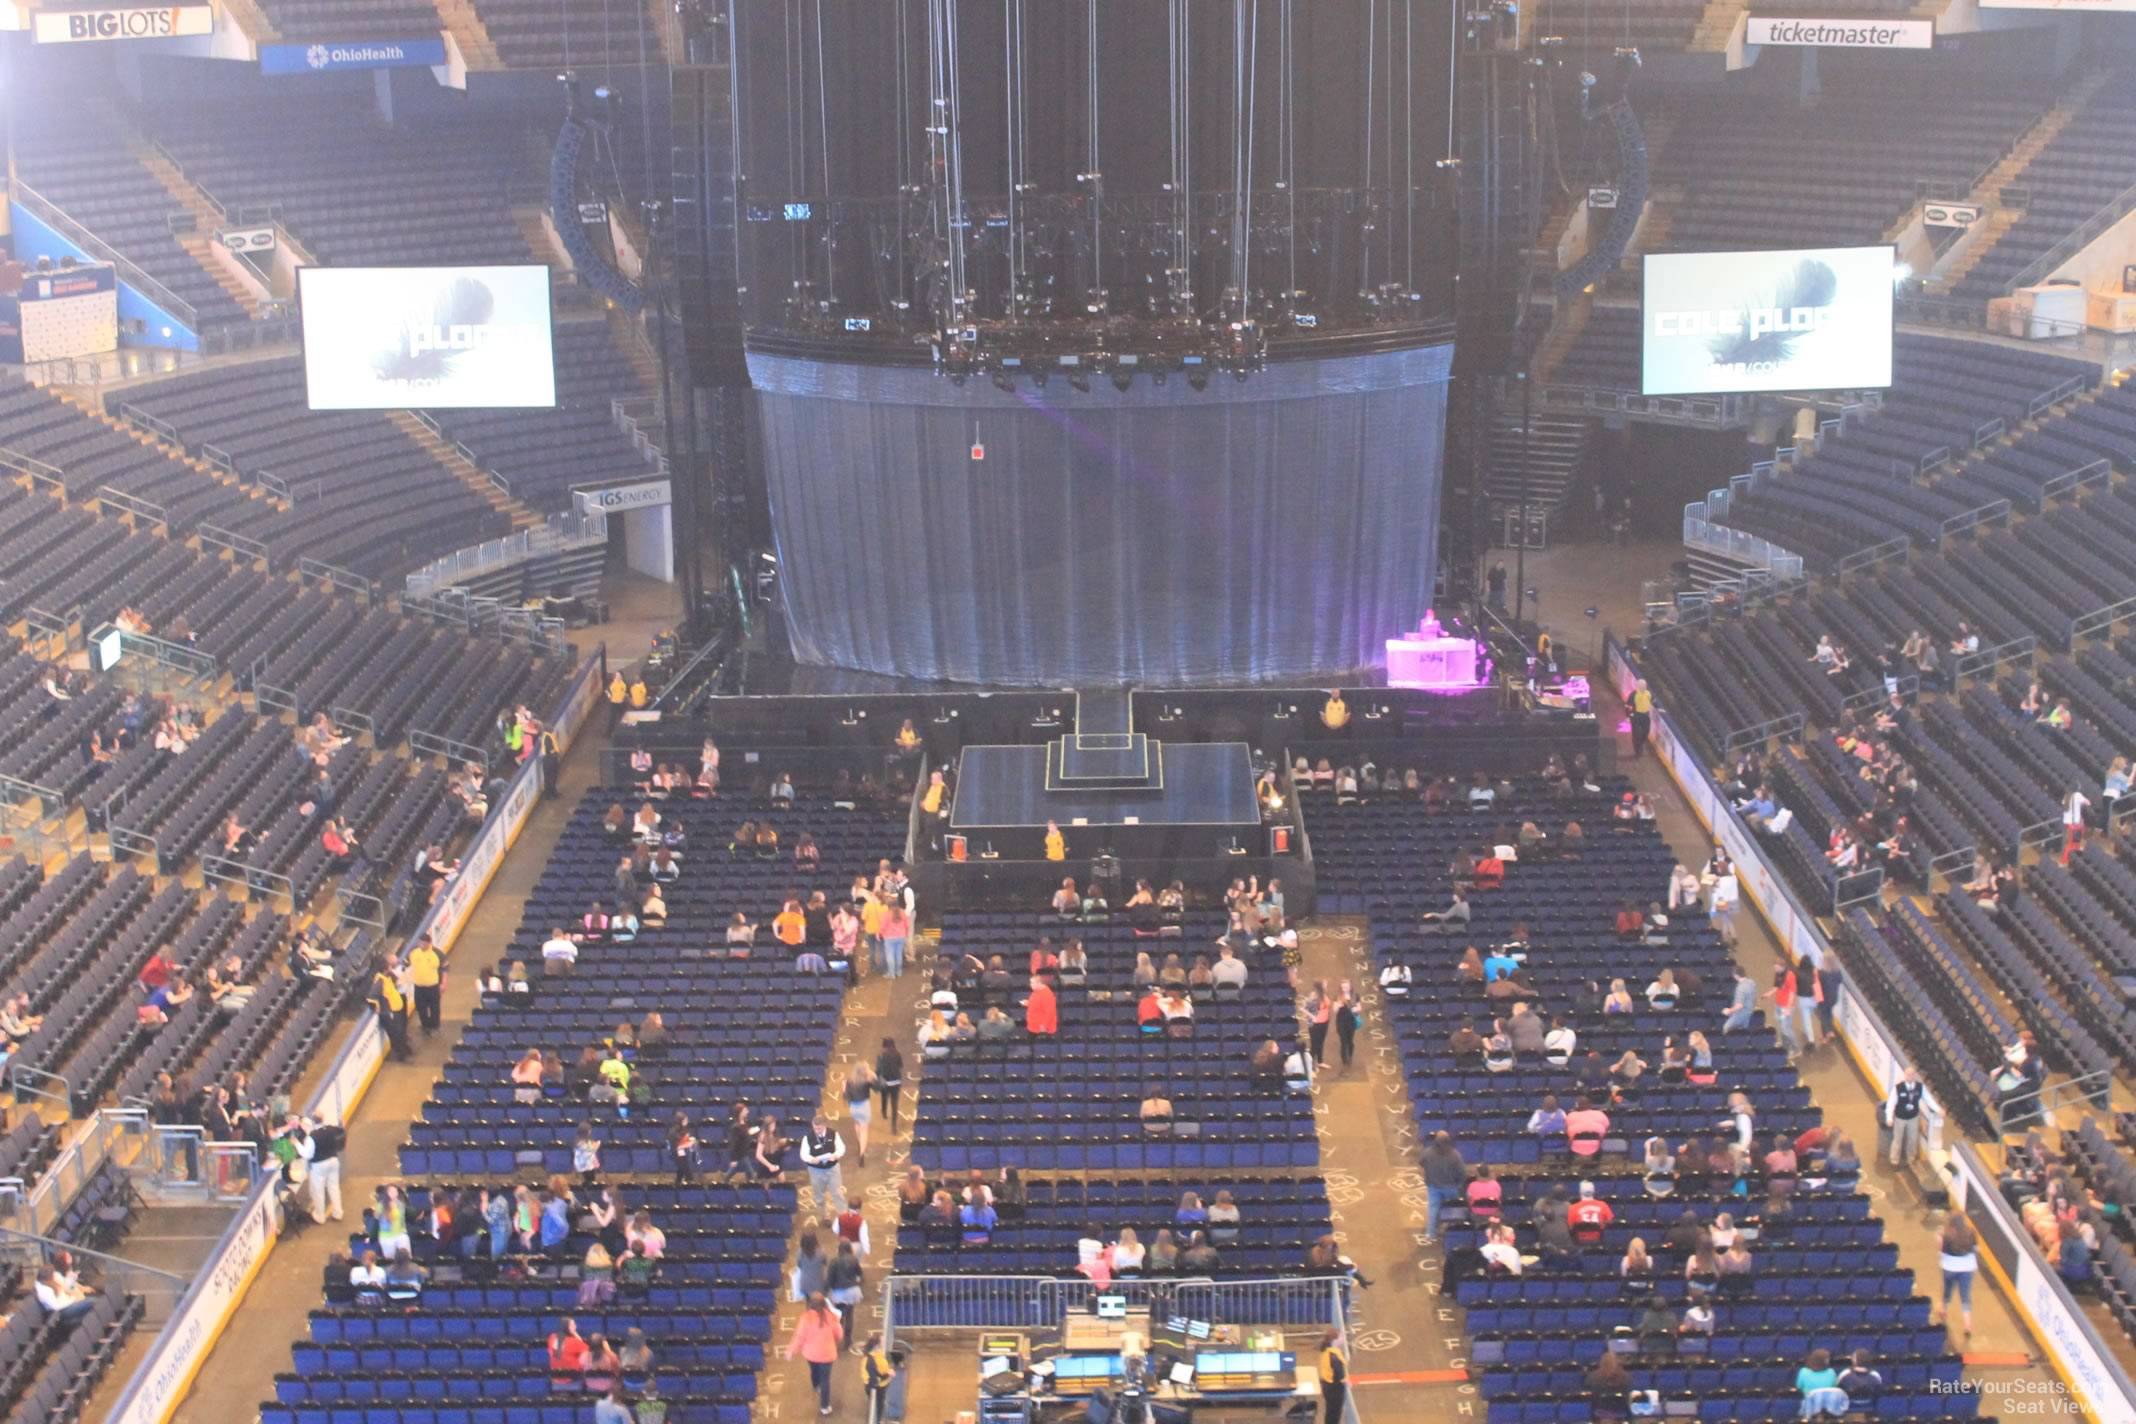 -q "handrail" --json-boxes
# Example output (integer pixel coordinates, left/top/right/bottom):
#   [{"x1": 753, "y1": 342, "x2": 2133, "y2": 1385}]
[
  {"x1": 13, "y1": 183, "x2": 198, "y2": 332},
  {"x1": 0, "y1": 446, "x2": 68, "y2": 492},
  {"x1": 1832, "y1": 535, "x2": 1911, "y2": 578},
  {"x1": 2043, "y1": 458, "x2": 2111, "y2": 501},
  {"x1": 1955, "y1": 634, "x2": 2036, "y2": 682},
  {"x1": 256, "y1": 470, "x2": 291, "y2": 501},
  {"x1": 1723, "y1": 711, "x2": 1803, "y2": 754},
  {"x1": 2007, "y1": 173, "x2": 2136, "y2": 294},
  {"x1": 198, "y1": 523, "x2": 271, "y2": 565},
  {"x1": 91, "y1": 622, "x2": 220, "y2": 681},
  {"x1": 95, "y1": 486, "x2": 169, "y2": 532},
  {"x1": 1834, "y1": 864, "x2": 1884, "y2": 913},
  {"x1": 117, "y1": 402, "x2": 181, "y2": 445},
  {"x1": 297, "y1": 558, "x2": 376, "y2": 604},
  {"x1": 2072, "y1": 592, "x2": 2136, "y2": 644},
  {"x1": 1995, "y1": 1068, "x2": 2115, "y2": 1137},
  {"x1": 2029, "y1": 373, "x2": 2088, "y2": 419},
  {"x1": 1939, "y1": 499, "x2": 2010, "y2": 541},
  {"x1": 402, "y1": 508, "x2": 609, "y2": 596},
  {"x1": 1970, "y1": 417, "x2": 2005, "y2": 451}
]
